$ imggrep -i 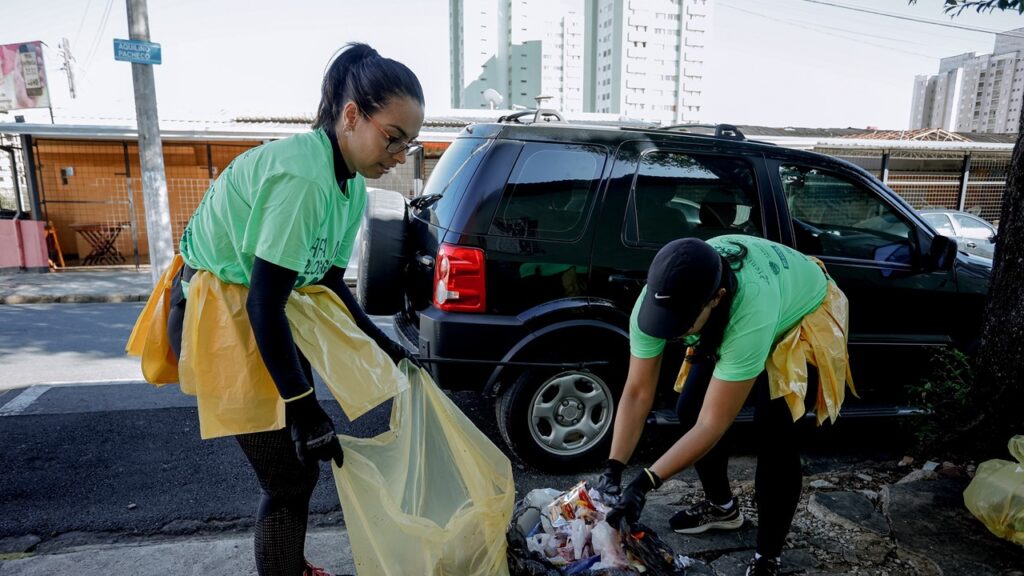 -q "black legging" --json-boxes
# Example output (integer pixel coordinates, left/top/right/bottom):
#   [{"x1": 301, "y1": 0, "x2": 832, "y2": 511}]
[
  {"x1": 675, "y1": 358, "x2": 802, "y2": 559},
  {"x1": 167, "y1": 271, "x2": 320, "y2": 576}
]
